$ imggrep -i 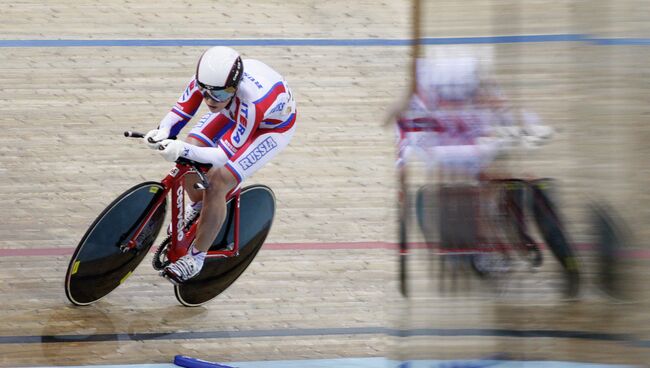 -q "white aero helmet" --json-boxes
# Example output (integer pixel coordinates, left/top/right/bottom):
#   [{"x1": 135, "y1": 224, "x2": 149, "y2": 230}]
[
  {"x1": 196, "y1": 46, "x2": 243, "y2": 102},
  {"x1": 430, "y1": 57, "x2": 480, "y2": 101}
]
